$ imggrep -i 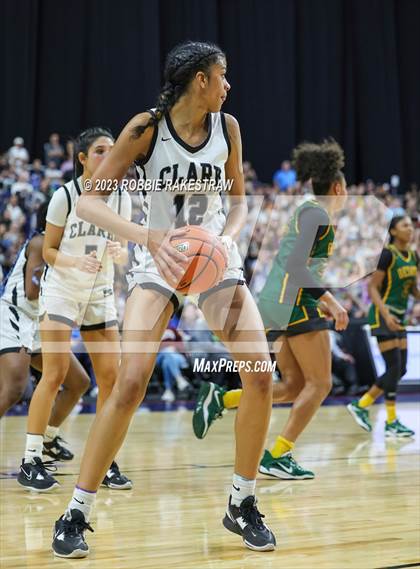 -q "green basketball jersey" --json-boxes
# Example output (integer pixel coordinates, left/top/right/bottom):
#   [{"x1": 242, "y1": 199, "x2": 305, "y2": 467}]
[
  {"x1": 259, "y1": 199, "x2": 335, "y2": 309},
  {"x1": 368, "y1": 245, "x2": 418, "y2": 327}
]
